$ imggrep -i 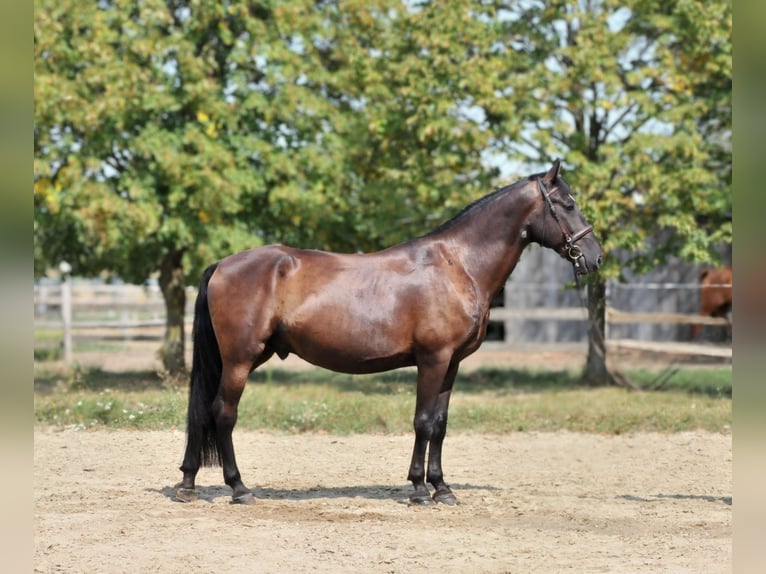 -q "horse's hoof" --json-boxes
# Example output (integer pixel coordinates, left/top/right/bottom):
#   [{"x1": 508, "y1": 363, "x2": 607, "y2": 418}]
[
  {"x1": 433, "y1": 491, "x2": 458, "y2": 505},
  {"x1": 409, "y1": 494, "x2": 435, "y2": 506},
  {"x1": 231, "y1": 492, "x2": 255, "y2": 505},
  {"x1": 174, "y1": 488, "x2": 197, "y2": 503}
]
